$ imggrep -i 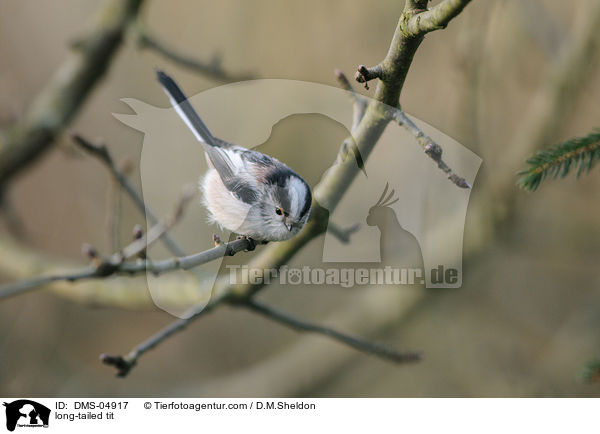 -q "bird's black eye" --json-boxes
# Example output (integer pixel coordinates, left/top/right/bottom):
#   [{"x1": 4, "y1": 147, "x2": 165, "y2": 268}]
[{"x1": 275, "y1": 207, "x2": 283, "y2": 215}]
